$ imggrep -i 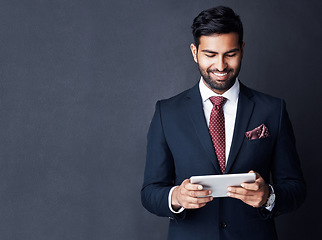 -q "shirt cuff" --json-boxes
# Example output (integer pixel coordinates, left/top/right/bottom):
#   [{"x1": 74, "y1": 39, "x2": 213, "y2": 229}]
[{"x1": 168, "y1": 186, "x2": 185, "y2": 214}]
